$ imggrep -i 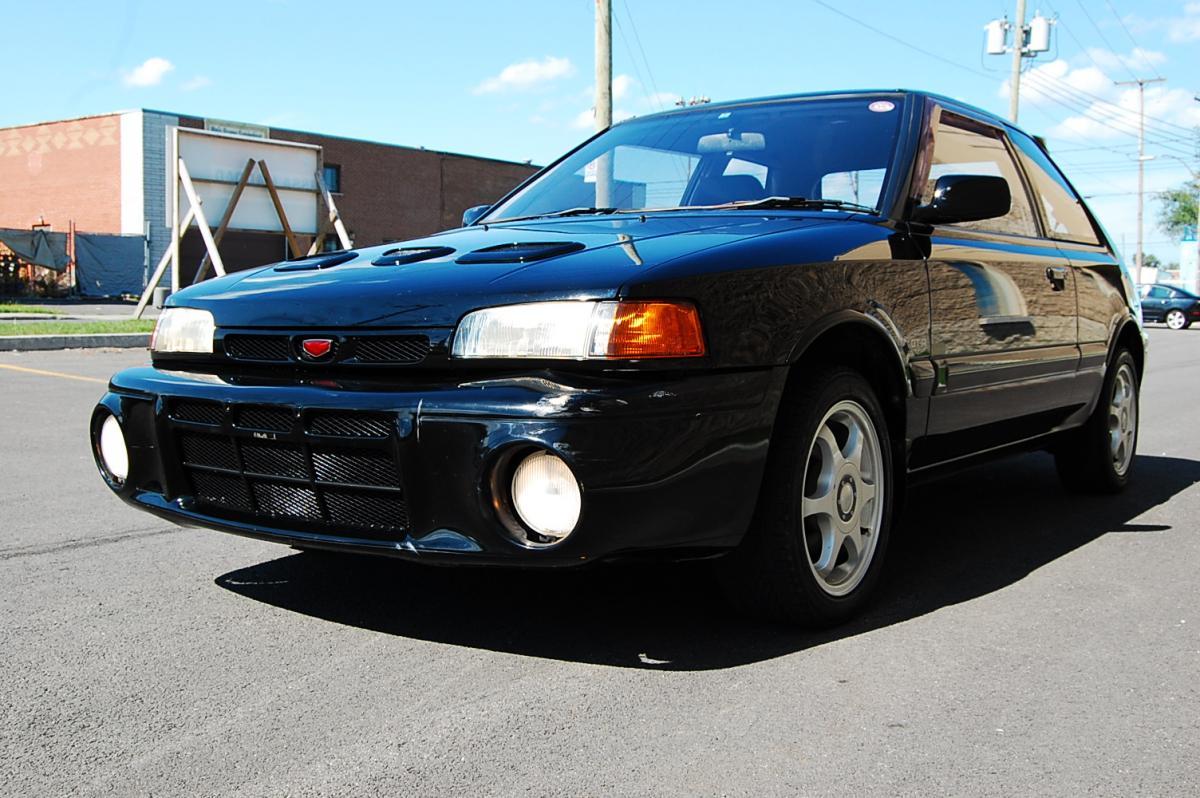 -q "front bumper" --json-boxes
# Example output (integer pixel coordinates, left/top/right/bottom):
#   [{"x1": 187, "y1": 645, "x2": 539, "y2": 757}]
[{"x1": 92, "y1": 365, "x2": 785, "y2": 566}]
